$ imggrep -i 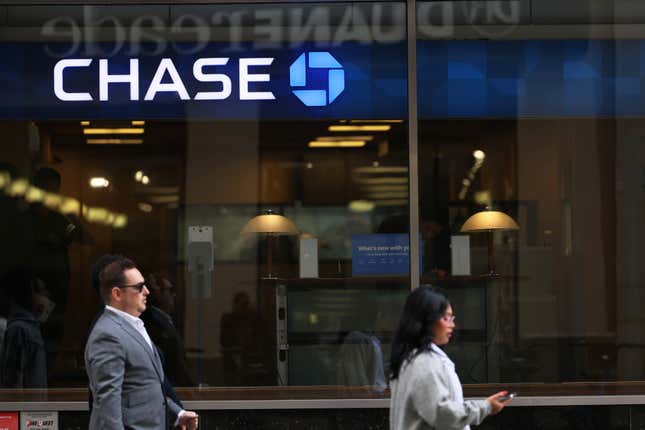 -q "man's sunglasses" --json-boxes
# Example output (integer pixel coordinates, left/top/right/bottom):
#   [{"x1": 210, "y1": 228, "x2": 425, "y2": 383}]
[{"x1": 114, "y1": 282, "x2": 146, "y2": 293}]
